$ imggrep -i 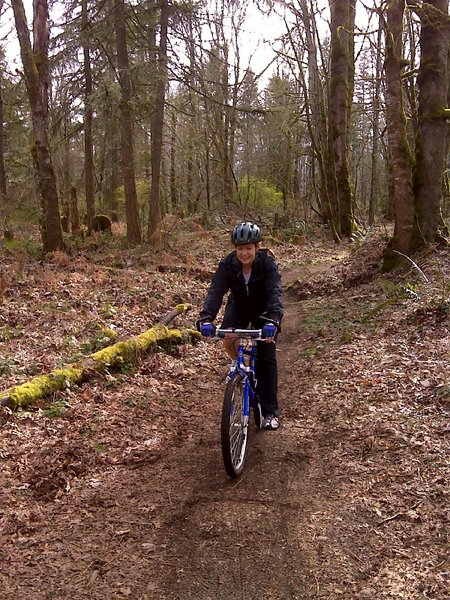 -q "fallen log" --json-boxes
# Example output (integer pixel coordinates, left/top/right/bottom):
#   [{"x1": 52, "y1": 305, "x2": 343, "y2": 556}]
[{"x1": 1, "y1": 304, "x2": 200, "y2": 410}]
